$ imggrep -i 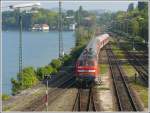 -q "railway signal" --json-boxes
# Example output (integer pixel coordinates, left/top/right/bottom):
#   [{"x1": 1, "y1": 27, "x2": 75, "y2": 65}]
[{"x1": 44, "y1": 75, "x2": 50, "y2": 111}]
